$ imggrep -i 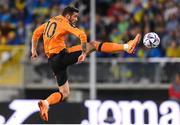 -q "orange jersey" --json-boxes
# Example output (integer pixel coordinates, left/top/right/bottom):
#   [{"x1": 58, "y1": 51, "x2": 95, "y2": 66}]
[{"x1": 32, "y1": 15, "x2": 87, "y2": 58}]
